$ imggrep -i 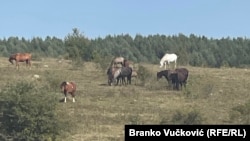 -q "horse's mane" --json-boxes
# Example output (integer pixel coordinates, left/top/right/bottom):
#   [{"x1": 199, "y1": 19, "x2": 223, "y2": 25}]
[
  {"x1": 60, "y1": 81, "x2": 68, "y2": 88},
  {"x1": 159, "y1": 70, "x2": 169, "y2": 76}
]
